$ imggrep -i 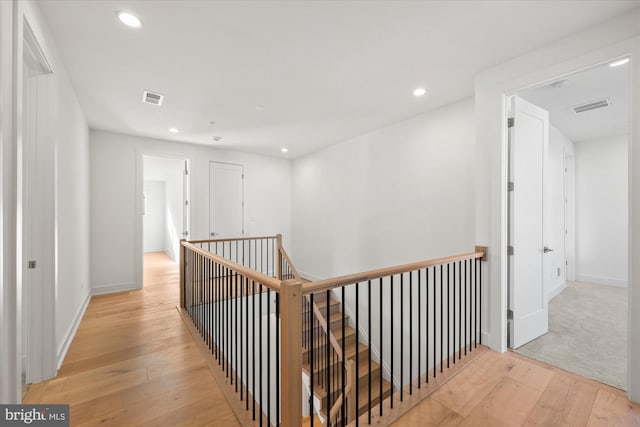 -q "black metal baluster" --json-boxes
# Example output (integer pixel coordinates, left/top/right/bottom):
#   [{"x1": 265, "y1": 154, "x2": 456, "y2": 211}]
[
  {"x1": 326, "y1": 290, "x2": 331, "y2": 427},
  {"x1": 458, "y1": 261, "x2": 462, "y2": 360},
  {"x1": 341, "y1": 286, "x2": 346, "y2": 425},
  {"x1": 368, "y1": 279, "x2": 372, "y2": 423},
  {"x1": 479, "y1": 259, "x2": 483, "y2": 345},
  {"x1": 276, "y1": 292, "x2": 281, "y2": 427},
  {"x1": 440, "y1": 265, "x2": 443, "y2": 373},
  {"x1": 417, "y1": 270, "x2": 421, "y2": 388},
  {"x1": 259, "y1": 283, "x2": 263, "y2": 427},
  {"x1": 447, "y1": 263, "x2": 450, "y2": 368},
  {"x1": 379, "y1": 277, "x2": 383, "y2": 417},
  {"x1": 425, "y1": 268, "x2": 429, "y2": 384},
  {"x1": 240, "y1": 273, "x2": 244, "y2": 402},
  {"x1": 390, "y1": 275, "x2": 394, "y2": 409},
  {"x1": 410, "y1": 271, "x2": 413, "y2": 395},
  {"x1": 267, "y1": 288, "x2": 271, "y2": 426},
  {"x1": 252, "y1": 280, "x2": 256, "y2": 420},
  {"x1": 310, "y1": 293, "x2": 315, "y2": 427},
  {"x1": 227, "y1": 267, "x2": 231, "y2": 378},
  {"x1": 400, "y1": 273, "x2": 404, "y2": 402},
  {"x1": 463, "y1": 260, "x2": 467, "y2": 356},
  {"x1": 433, "y1": 267, "x2": 436, "y2": 379},
  {"x1": 469, "y1": 259, "x2": 473, "y2": 352},
  {"x1": 355, "y1": 283, "x2": 359, "y2": 426},
  {"x1": 236, "y1": 272, "x2": 239, "y2": 391}
]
